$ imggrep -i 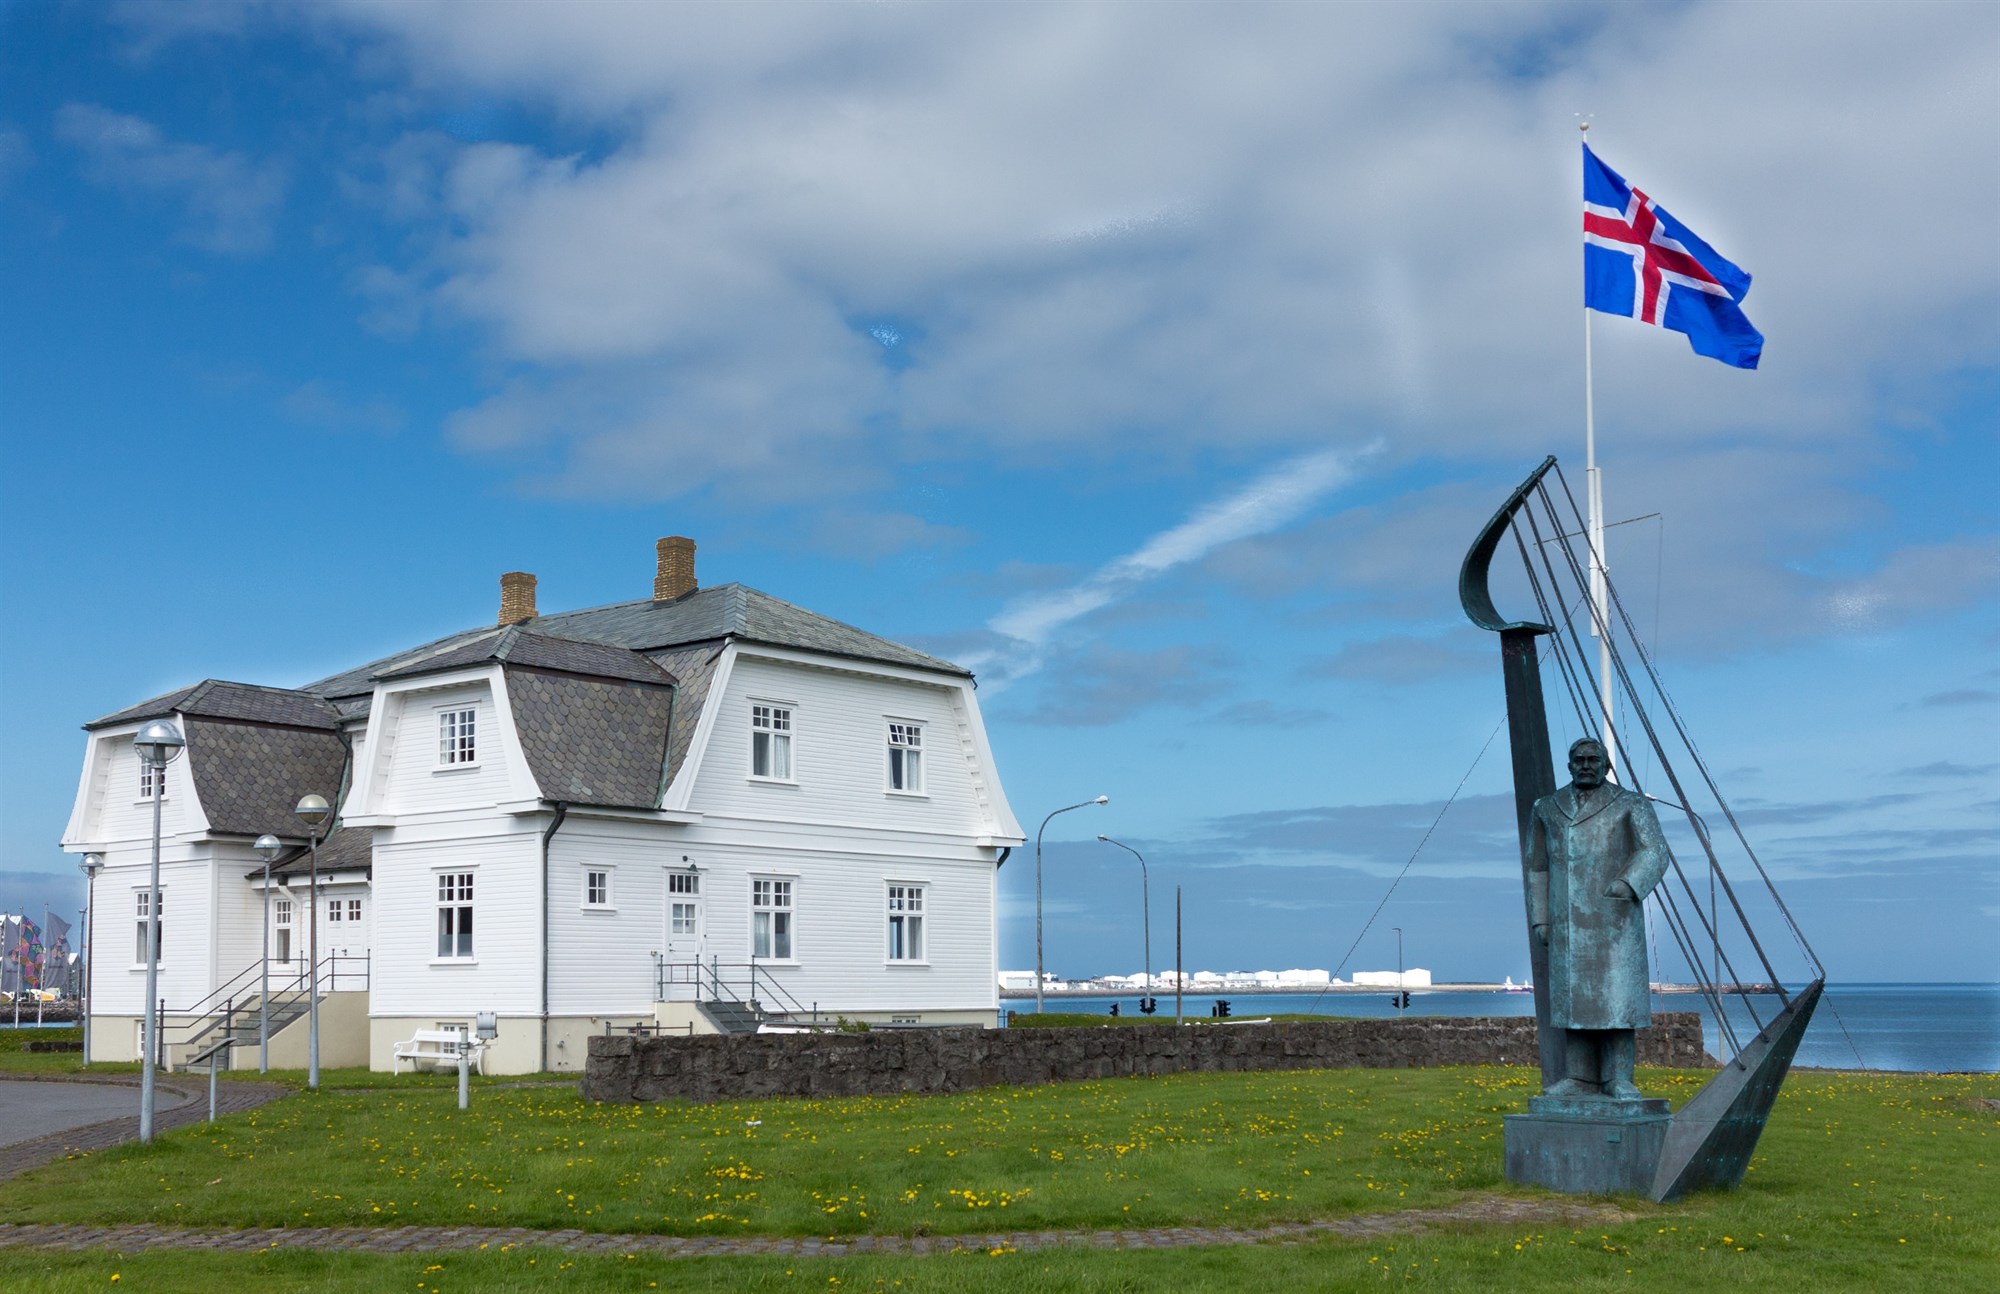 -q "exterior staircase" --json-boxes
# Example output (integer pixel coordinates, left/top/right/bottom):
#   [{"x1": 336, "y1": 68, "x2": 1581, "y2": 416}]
[{"x1": 698, "y1": 1000, "x2": 766, "y2": 1034}]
